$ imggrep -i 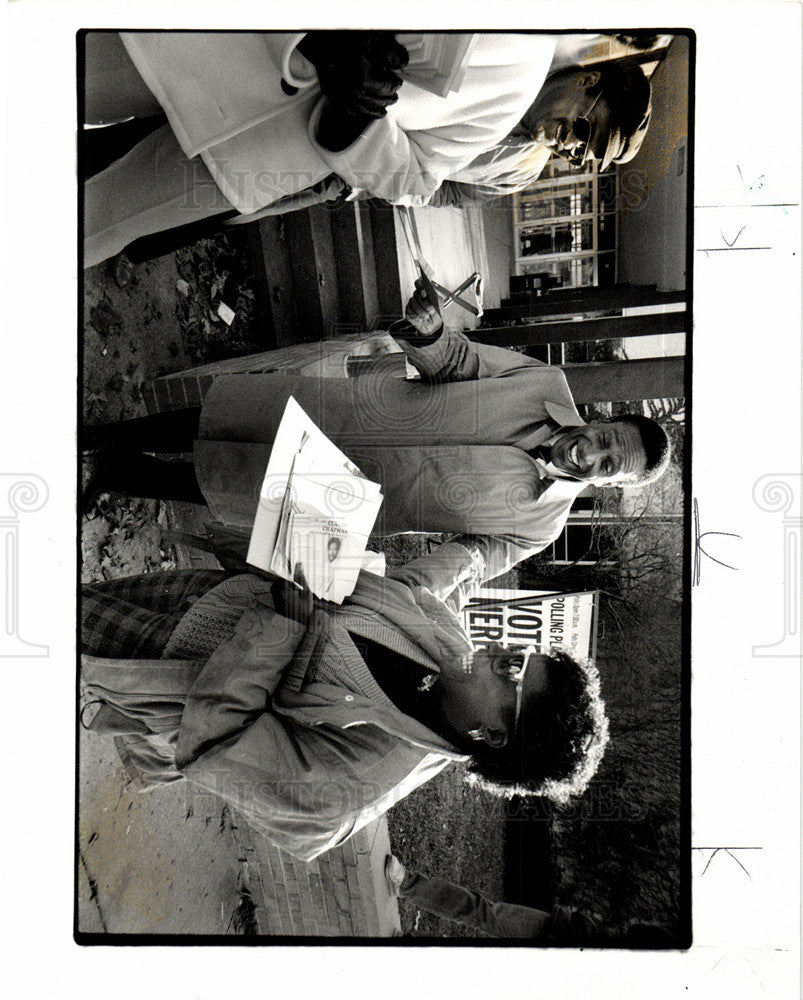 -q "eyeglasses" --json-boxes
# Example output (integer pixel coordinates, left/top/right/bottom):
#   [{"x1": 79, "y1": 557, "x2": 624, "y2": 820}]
[
  {"x1": 562, "y1": 90, "x2": 604, "y2": 167},
  {"x1": 492, "y1": 645, "x2": 537, "y2": 733}
]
